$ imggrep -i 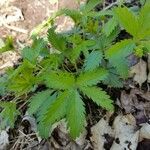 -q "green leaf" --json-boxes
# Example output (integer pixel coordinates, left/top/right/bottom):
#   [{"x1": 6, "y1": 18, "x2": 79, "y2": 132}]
[
  {"x1": 141, "y1": 41, "x2": 150, "y2": 52},
  {"x1": 84, "y1": 51, "x2": 103, "y2": 71},
  {"x1": 40, "y1": 53, "x2": 62, "y2": 70},
  {"x1": 22, "y1": 38, "x2": 47, "y2": 63},
  {"x1": 58, "y1": 9, "x2": 82, "y2": 23},
  {"x1": 66, "y1": 90, "x2": 85, "y2": 139},
  {"x1": 7, "y1": 70, "x2": 36, "y2": 95},
  {"x1": 77, "y1": 68, "x2": 108, "y2": 87},
  {"x1": 80, "y1": 86, "x2": 114, "y2": 111},
  {"x1": 0, "y1": 36, "x2": 14, "y2": 53},
  {"x1": 138, "y1": 1, "x2": 150, "y2": 39},
  {"x1": 82, "y1": 0, "x2": 102, "y2": 13},
  {"x1": 32, "y1": 93, "x2": 57, "y2": 138},
  {"x1": 139, "y1": 0, "x2": 146, "y2": 5},
  {"x1": 105, "y1": 39, "x2": 135, "y2": 78},
  {"x1": 43, "y1": 91, "x2": 69, "y2": 126},
  {"x1": 37, "y1": 122, "x2": 51, "y2": 138},
  {"x1": 6, "y1": 60, "x2": 36, "y2": 95},
  {"x1": 71, "y1": 40, "x2": 96, "y2": 62},
  {"x1": 113, "y1": 6, "x2": 140, "y2": 37},
  {"x1": 139, "y1": 1, "x2": 150, "y2": 28},
  {"x1": 36, "y1": 93, "x2": 57, "y2": 122},
  {"x1": 43, "y1": 71, "x2": 75, "y2": 90},
  {"x1": 102, "y1": 17, "x2": 118, "y2": 36},
  {"x1": 0, "y1": 102, "x2": 19, "y2": 128},
  {"x1": 28, "y1": 90, "x2": 52, "y2": 115},
  {"x1": 47, "y1": 27, "x2": 66, "y2": 51},
  {"x1": 103, "y1": 68, "x2": 123, "y2": 88},
  {"x1": 0, "y1": 76, "x2": 7, "y2": 96},
  {"x1": 97, "y1": 28, "x2": 120, "y2": 50}
]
